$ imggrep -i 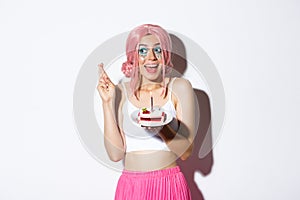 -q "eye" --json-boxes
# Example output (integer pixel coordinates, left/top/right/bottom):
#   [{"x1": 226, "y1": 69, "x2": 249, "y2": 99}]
[
  {"x1": 153, "y1": 47, "x2": 162, "y2": 54},
  {"x1": 138, "y1": 47, "x2": 148, "y2": 56}
]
